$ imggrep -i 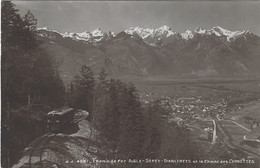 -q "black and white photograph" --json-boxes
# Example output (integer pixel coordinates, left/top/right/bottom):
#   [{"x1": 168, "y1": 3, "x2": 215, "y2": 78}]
[{"x1": 1, "y1": 1, "x2": 260, "y2": 168}]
